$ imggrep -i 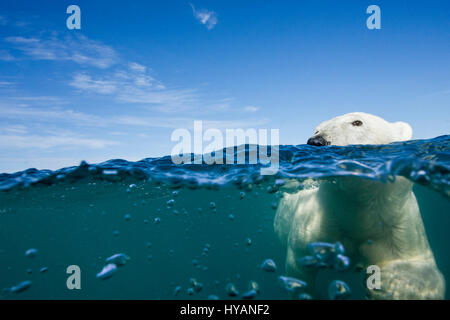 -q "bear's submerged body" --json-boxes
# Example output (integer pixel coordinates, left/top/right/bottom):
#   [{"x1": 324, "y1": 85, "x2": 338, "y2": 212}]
[
  {"x1": 275, "y1": 112, "x2": 445, "y2": 299},
  {"x1": 275, "y1": 177, "x2": 445, "y2": 299}
]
